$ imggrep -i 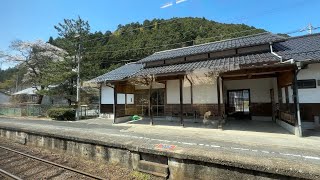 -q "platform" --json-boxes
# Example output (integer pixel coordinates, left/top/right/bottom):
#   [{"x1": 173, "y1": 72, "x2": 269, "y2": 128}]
[{"x1": 0, "y1": 117, "x2": 319, "y2": 179}]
